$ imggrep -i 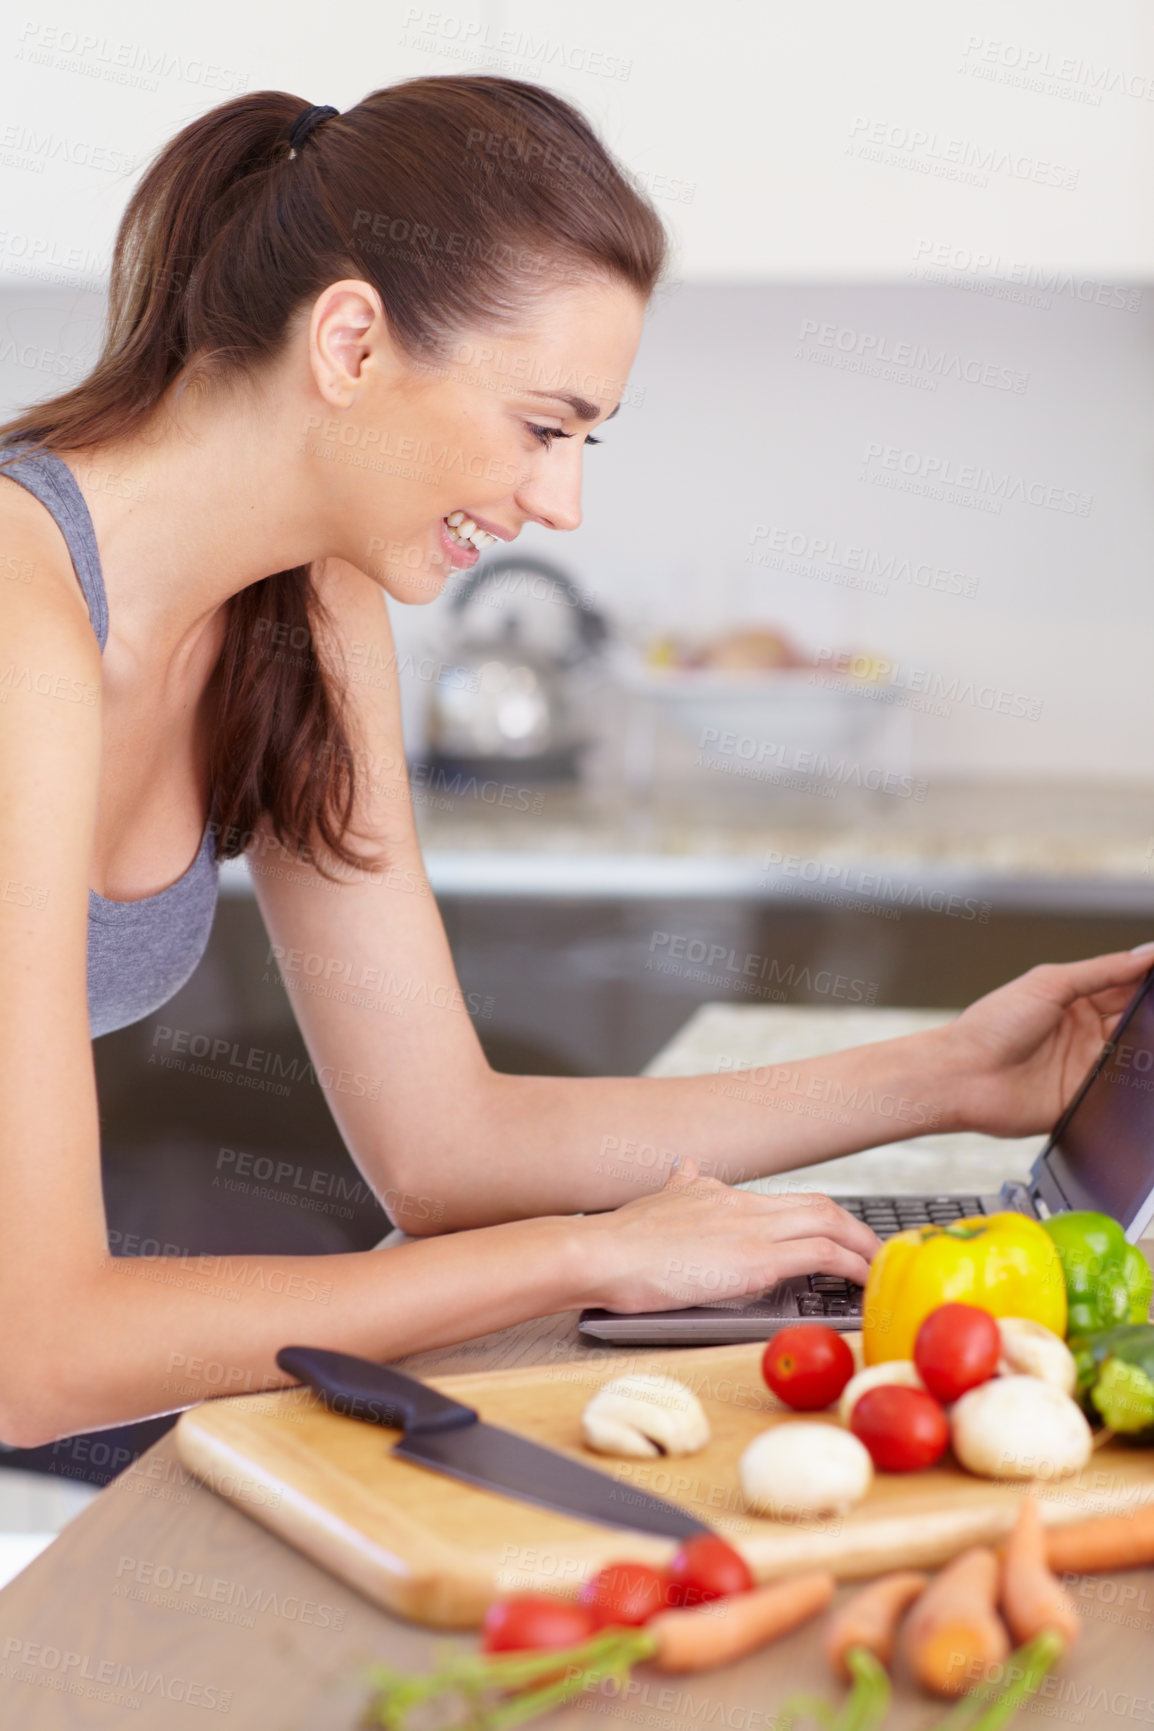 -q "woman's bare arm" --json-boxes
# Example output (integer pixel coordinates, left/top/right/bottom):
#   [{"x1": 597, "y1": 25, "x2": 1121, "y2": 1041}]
[
  {"x1": 0, "y1": 531, "x2": 876, "y2": 1446},
  {"x1": 254, "y1": 560, "x2": 1154, "y2": 1235},
  {"x1": 248, "y1": 558, "x2": 973, "y2": 1233}
]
